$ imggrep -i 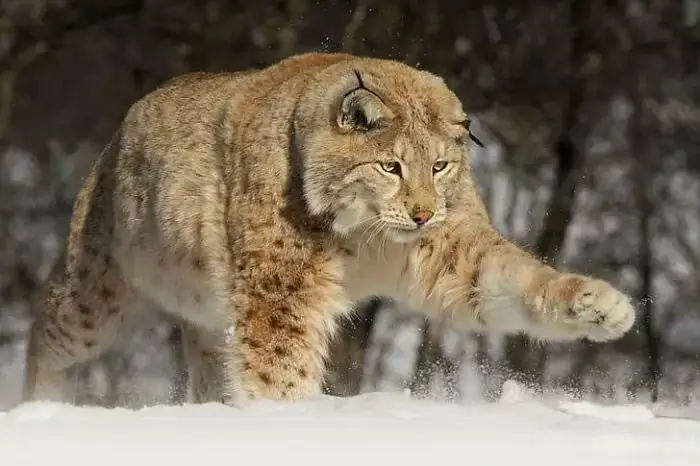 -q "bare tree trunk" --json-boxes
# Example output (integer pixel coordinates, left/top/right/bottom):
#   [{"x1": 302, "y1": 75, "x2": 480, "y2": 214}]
[
  {"x1": 637, "y1": 175, "x2": 659, "y2": 402},
  {"x1": 475, "y1": 334, "x2": 498, "y2": 400},
  {"x1": 168, "y1": 325, "x2": 189, "y2": 404},
  {"x1": 504, "y1": 0, "x2": 590, "y2": 391},
  {"x1": 409, "y1": 323, "x2": 437, "y2": 398},
  {"x1": 323, "y1": 297, "x2": 381, "y2": 396},
  {"x1": 562, "y1": 341, "x2": 597, "y2": 397},
  {"x1": 409, "y1": 321, "x2": 457, "y2": 399},
  {"x1": 630, "y1": 71, "x2": 661, "y2": 403}
]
